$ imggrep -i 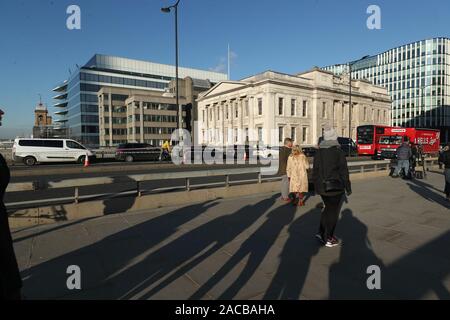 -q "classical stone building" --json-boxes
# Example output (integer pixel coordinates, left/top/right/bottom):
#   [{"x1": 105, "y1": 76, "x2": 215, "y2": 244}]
[{"x1": 196, "y1": 68, "x2": 391, "y2": 146}]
